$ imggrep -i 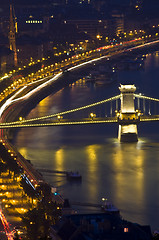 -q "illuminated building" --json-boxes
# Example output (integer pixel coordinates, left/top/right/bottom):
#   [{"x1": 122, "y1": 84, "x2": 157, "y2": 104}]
[{"x1": 9, "y1": 4, "x2": 18, "y2": 67}]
